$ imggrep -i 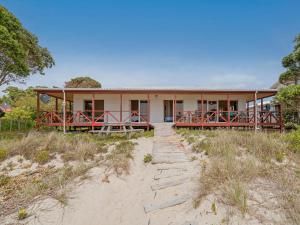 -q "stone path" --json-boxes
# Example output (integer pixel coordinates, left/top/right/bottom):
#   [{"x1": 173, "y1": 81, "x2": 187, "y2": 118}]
[{"x1": 144, "y1": 123, "x2": 196, "y2": 225}]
